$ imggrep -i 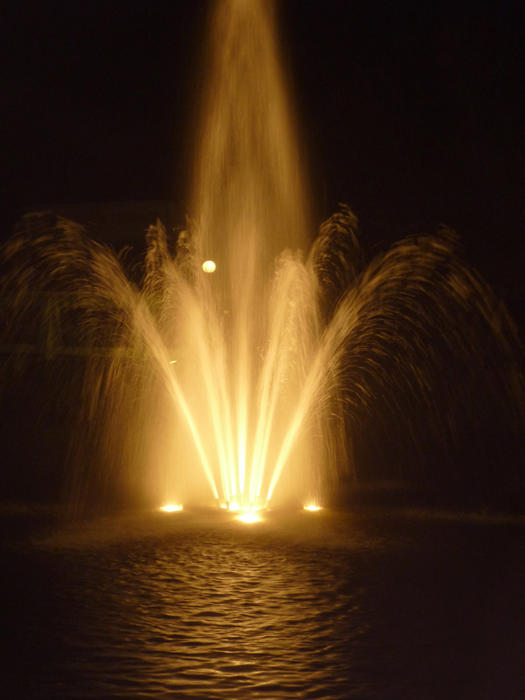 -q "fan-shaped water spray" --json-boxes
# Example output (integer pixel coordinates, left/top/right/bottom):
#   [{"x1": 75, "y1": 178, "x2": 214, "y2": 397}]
[{"x1": 1, "y1": 0, "x2": 523, "y2": 513}]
